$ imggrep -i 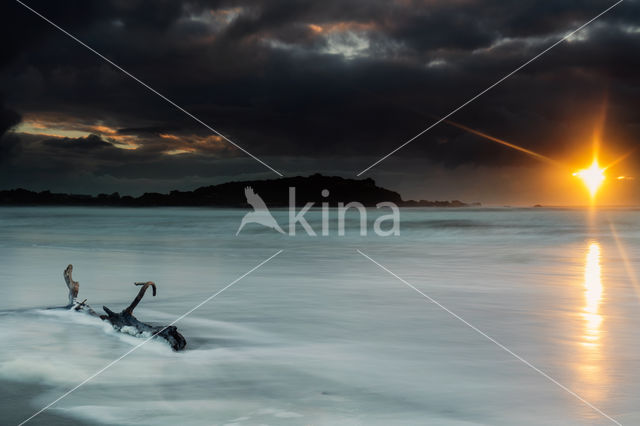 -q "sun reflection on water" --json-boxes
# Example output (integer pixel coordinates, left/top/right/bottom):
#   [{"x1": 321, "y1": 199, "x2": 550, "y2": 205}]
[
  {"x1": 577, "y1": 241, "x2": 607, "y2": 406},
  {"x1": 582, "y1": 242, "x2": 603, "y2": 346}
]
